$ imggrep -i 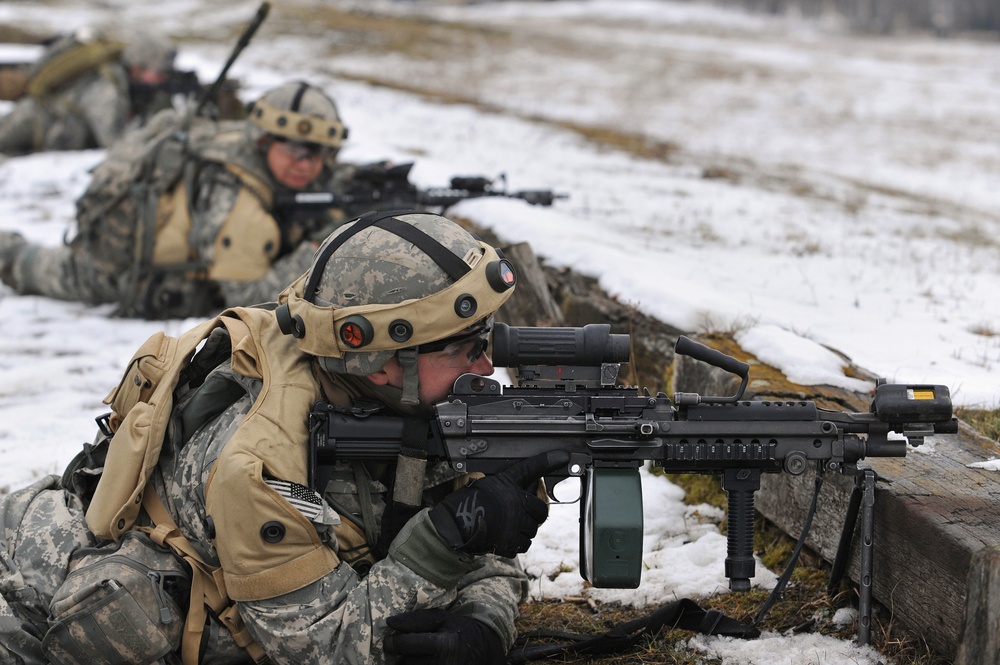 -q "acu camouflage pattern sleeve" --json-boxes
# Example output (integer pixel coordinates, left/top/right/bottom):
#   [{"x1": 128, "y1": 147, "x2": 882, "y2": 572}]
[
  {"x1": 445, "y1": 553, "x2": 528, "y2": 650},
  {"x1": 0, "y1": 475, "x2": 96, "y2": 664},
  {"x1": 216, "y1": 240, "x2": 316, "y2": 308},
  {"x1": 0, "y1": 98, "x2": 40, "y2": 154},
  {"x1": 238, "y1": 509, "x2": 525, "y2": 665},
  {"x1": 74, "y1": 65, "x2": 130, "y2": 149}
]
